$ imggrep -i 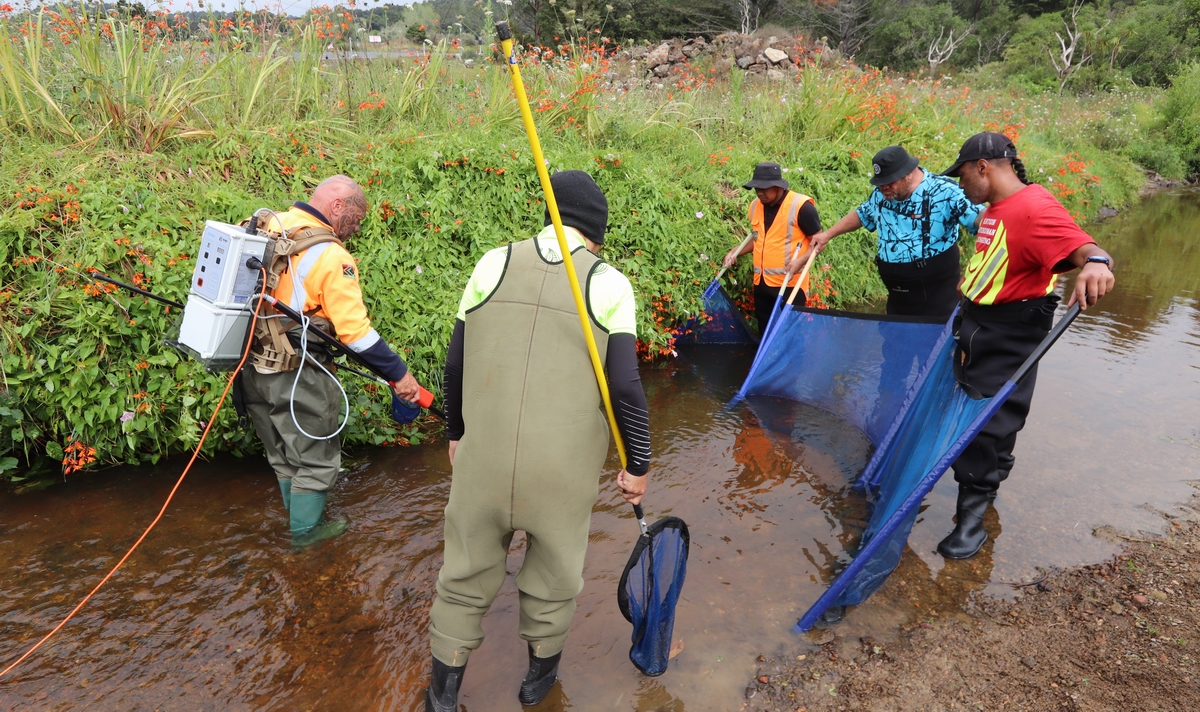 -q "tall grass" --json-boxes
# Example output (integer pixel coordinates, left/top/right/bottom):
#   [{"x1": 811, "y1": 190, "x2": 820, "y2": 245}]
[{"x1": 0, "y1": 6, "x2": 1151, "y2": 476}]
